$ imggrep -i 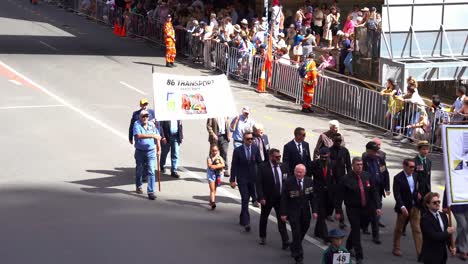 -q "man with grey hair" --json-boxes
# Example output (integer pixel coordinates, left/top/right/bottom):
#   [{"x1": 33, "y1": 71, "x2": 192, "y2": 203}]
[
  {"x1": 230, "y1": 106, "x2": 255, "y2": 148},
  {"x1": 314, "y1": 120, "x2": 345, "y2": 160},
  {"x1": 253, "y1": 123, "x2": 270, "y2": 162}
]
